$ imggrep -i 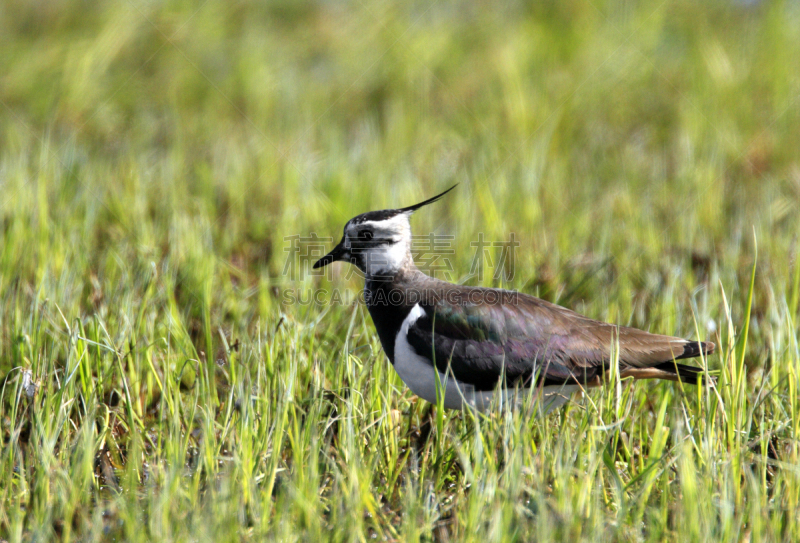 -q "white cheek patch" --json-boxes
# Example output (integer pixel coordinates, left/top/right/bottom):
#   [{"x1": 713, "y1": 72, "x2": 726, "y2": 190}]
[
  {"x1": 363, "y1": 243, "x2": 407, "y2": 276},
  {"x1": 347, "y1": 214, "x2": 414, "y2": 276}
]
